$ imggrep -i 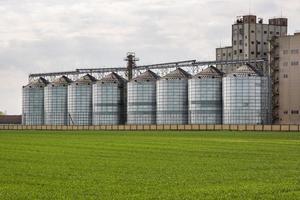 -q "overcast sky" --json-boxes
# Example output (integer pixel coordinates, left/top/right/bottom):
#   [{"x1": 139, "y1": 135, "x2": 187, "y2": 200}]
[{"x1": 0, "y1": 0, "x2": 299, "y2": 114}]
